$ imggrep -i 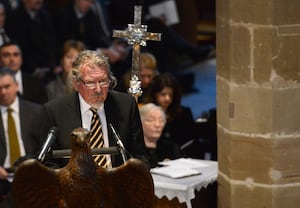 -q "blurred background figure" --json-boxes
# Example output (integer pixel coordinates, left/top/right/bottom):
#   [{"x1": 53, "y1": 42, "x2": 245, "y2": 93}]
[
  {"x1": 109, "y1": 0, "x2": 214, "y2": 72},
  {"x1": 53, "y1": 0, "x2": 130, "y2": 81},
  {"x1": 0, "y1": 3, "x2": 10, "y2": 47},
  {"x1": 139, "y1": 103, "x2": 185, "y2": 168},
  {"x1": 0, "y1": 67, "x2": 41, "y2": 208},
  {"x1": 144, "y1": 73, "x2": 197, "y2": 155},
  {"x1": 0, "y1": 0, "x2": 19, "y2": 17},
  {"x1": 0, "y1": 42, "x2": 48, "y2": 104},
  {"x1": 5, "y1": 0, "x2": 57, "y2": 78},
  {"x1": 46, "y1": 40, "x2": 86, "y2": 100},
  {"x1": 120, "y1": 52, "x2": 159, "y2": 103}
]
